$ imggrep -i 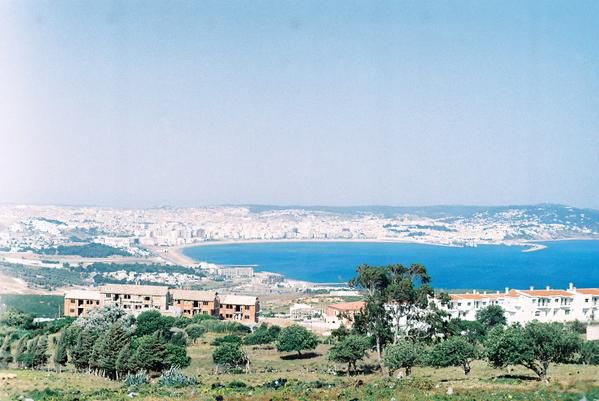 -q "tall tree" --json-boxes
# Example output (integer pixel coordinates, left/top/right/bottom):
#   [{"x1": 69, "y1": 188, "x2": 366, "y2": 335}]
[
  {"x1": 53, "y1": 330, "x2": 68, "y2": 372},
  {"x1": 349, "y1": 265, "x2": 392, "y2": 371},
  {"x1": 33, "y1": 335, "x2": 49, "y2": 370},
  {"x1": 131, "y1": 333, "x2": 167, "y2": 373},
  {"x1": 386, "y1": 263, "x2": 434, "y2": 343},
  {"x1": 0, "y1": 336, "x2": 13, "y2": 368},
  {"x1": 14, "y1": 336, "x2": 28, "y2": 368}
]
